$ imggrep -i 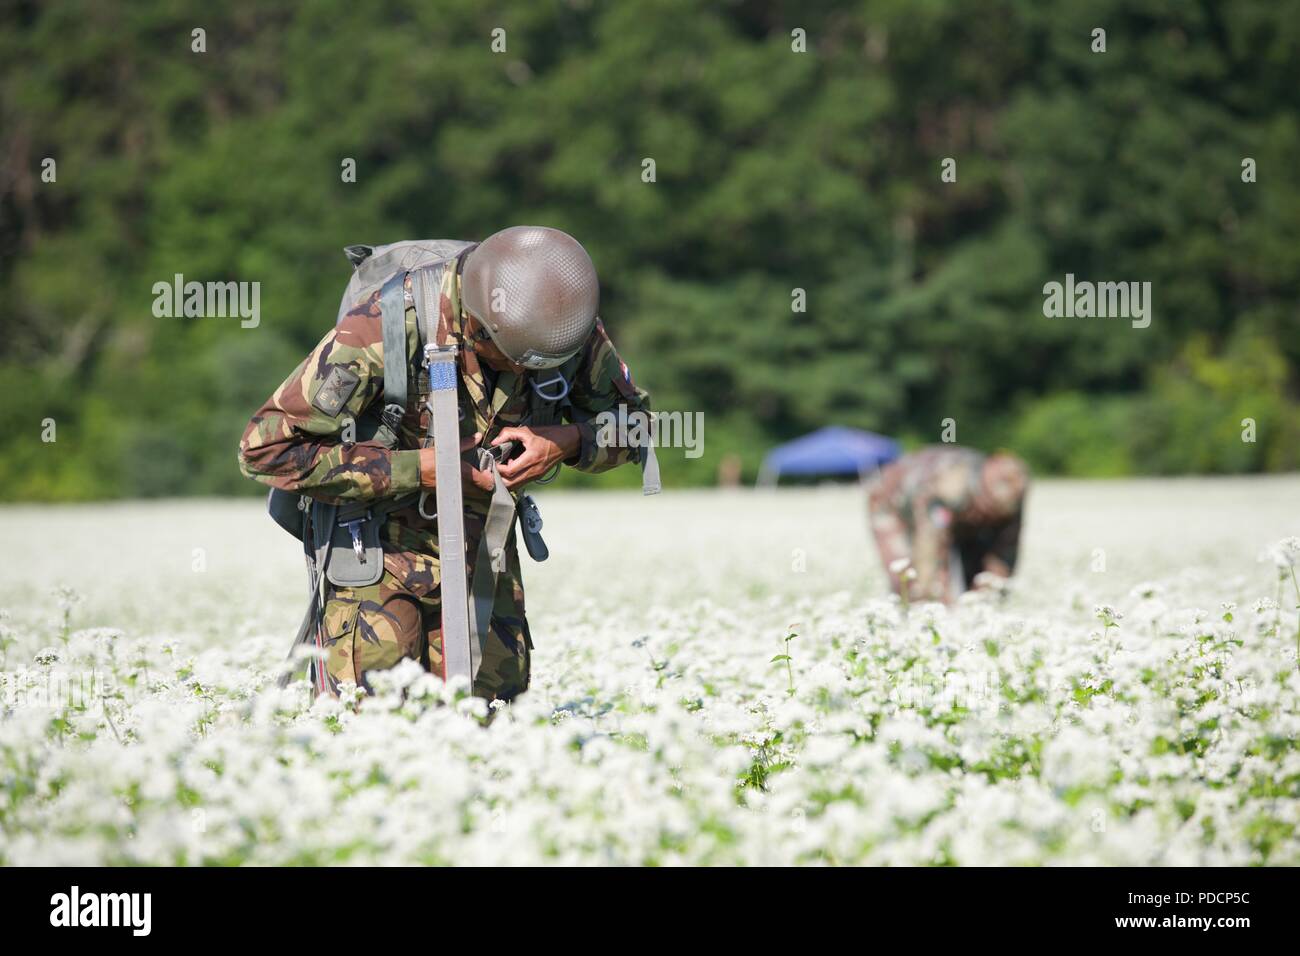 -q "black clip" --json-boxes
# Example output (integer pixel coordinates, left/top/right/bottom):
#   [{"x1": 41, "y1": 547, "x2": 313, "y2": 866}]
[
  {"x1": 340, "y1": 510, "x2": 372, "y2": 564},
  {"x1": 344, "y1": 245, "x2": 374, "y2": 268},
  {"x1": 380, "y1": 402, "x2": 405, "y2": 433},
  {"x1": 517, "y1": 494, "x2": 548, "y2": 562}
]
